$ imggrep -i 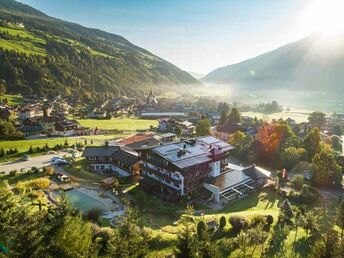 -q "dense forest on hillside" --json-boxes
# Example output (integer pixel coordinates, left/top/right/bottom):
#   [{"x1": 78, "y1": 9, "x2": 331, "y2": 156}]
[{"x1": 0, "y1": 0, "x2": 198, "y2": 101}]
